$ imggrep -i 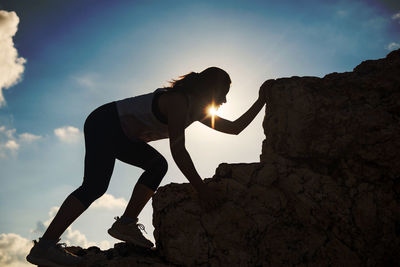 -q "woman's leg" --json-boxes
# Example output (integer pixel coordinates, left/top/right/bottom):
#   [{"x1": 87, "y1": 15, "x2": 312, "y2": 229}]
[
  {"x1": 122, "y1": 183, "x2": 154, "y2": 219},
  {"x1": 116, "y1": 139, "x2": 168, "y2": 219},
  {"x1": 41, "y1": 150, "x2": 116, "y2": 241},
  {"x1": 42, "y1": 195, "x2": 86, "y2": 240},
  {"x1": 27, "y1": 103, "x2": 119, "y2": 267},
  {"x1": 106, "y1": 138, "x2": 167, "y2": 248},
  {"x1": 41, "y1": 114, "x2": 117, "y2": 241}
]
